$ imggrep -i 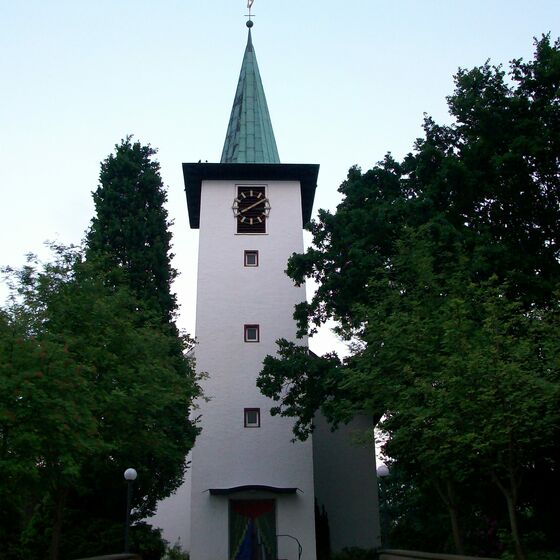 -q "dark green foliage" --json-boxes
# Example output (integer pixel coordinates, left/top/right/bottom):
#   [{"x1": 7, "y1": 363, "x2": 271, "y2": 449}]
[
  {"x1": 45, "y1": 137, "x2": 199, "y2": 559},
  {"x1": 379, "y1": 467, "x2": 452, "y2": 554},
  {"x1": 258, "y1": 36, "x2": 560, "y2": 559},
  {"x1": 130, "y1": 522, "x2": 167, "y2": 560},
  {"x1": 0, "y1": 247, "x2": 199, "y2": 559},
  {"x1": 164, "y1": 542, "x2": 190, "y2": 560},
  {"x1": 290, "y1": 36, "x2": 560, "y2": 337},
  {"x1": 87, "y1": 137, "x2": 177, "y2": 322},
  {"x1": 258, "y1": 342, "x2": 346, "y2": 440}
]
